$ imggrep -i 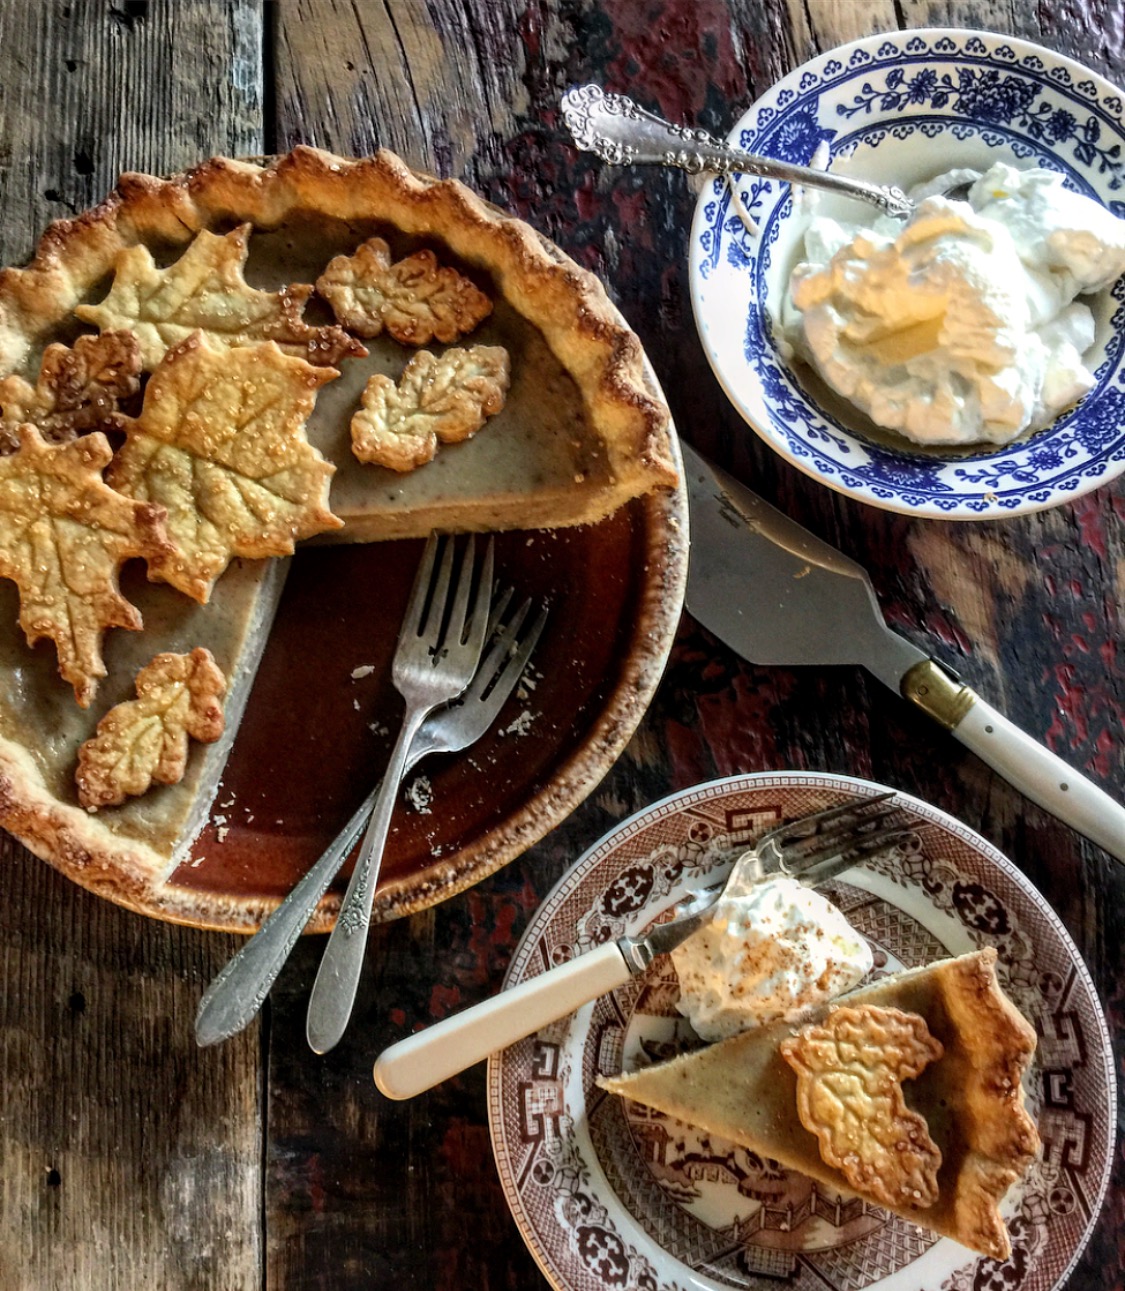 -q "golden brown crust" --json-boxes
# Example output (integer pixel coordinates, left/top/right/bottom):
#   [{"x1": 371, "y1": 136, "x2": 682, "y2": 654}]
[
  {"x1": 0, "y1": 147, "x2": 676, "y2": 504},
  {"x1": 600, "y1": 948, "x2": 1040, "y2": 1262},
  {"x1": 0, "y1": 330, "x2": 142, "y2": 453},
  {"x1": 941, "y1": 947, "x2": 1041, "y2": 1261},
  {"x1": 351, "y1": 345, "x2": 510, "y2": 471},
  {"x1": 0, "y1": 427, "x2": 171, "y2": 706},
  {"x1": 75, "y1": 224, "x2": 365, "y2": 370},
  {"x1": 780, "y1": 1005, "x2": 944, "y2": 1210},
  {"x1": 316, "y1": 237, "x2": 493, "y2": 343},
  {"x1": 76, "y1": 647, "x2": 227, "y2": 809},
  {"x1": 108, "y1": 332, "x2": 341, "y2": 602}
]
